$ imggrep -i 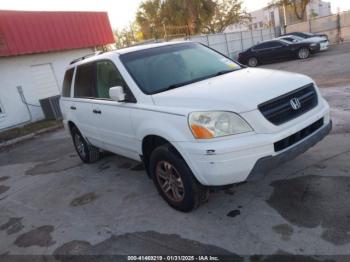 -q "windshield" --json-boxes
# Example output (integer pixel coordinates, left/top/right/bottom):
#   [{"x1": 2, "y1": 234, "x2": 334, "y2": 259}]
[
  {"x1": 120, "y1": 42, "x2": 241, "y2": 94},
  {"x1": 282, "y1": 35, "x2": 303, "y2": 43},
  {"x1": 303, "y1": 32, "x2": 314, "y2": 36},
  {"x1": 292, "y1": 35, "x2": 304, "y2": 41}
]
